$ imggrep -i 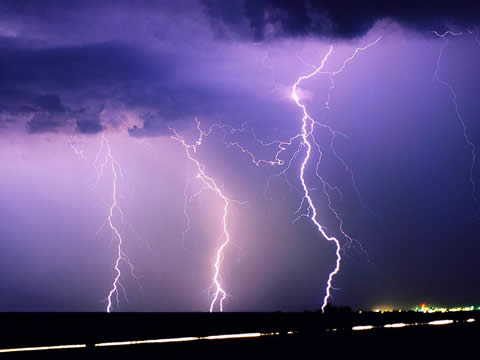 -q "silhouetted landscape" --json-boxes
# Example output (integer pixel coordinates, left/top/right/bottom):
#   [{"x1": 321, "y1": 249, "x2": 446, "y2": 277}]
[{"x1": 1, "y1": 309, "x2": 478, "y2": 358}]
